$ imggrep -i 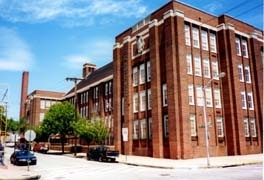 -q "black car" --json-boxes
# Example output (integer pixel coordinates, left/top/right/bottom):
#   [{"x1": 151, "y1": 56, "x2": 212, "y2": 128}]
[
  {"x1": 10, "y1": 150, "x2": 37, "y2": 166},
  {"x1": 87, "y1": 146, "x2": 119, "y2": 162}
]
